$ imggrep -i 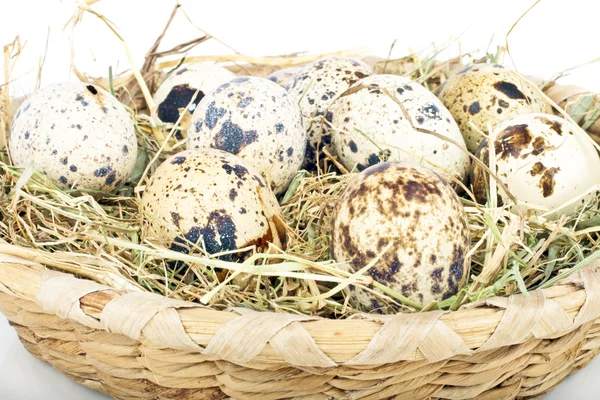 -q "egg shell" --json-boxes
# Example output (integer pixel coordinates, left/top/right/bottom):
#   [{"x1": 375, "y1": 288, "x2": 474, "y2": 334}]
[
  {"x1": 141, "y1": 149, "x2": 285, "y2": 259},
  {"x1": 438, "y1": 64, "x2": 551, "y2": 152},
  {"x1": 285, "y1": 57, "x2": 374, "y2": 169},
  {"x1": 331, "y1": 162, "x2": 470, "y2": 310},
  {"x1": 187, "y1": 77, "x2": 306, "y2": 195},
  {"x1": 9, "y1": 82, "x2": 137, "y2": 192},
  {"x1": 472, "y1": 113, "x2": 600, "y2": 217},
  {"x1": 267, "y1": 67, "x2": 302, "y2": 87},
  {"x1": 154, "y1": 64, "x2": 235, "y2": 139},
  {"x1": 329, "y1": 74, "x2": 469, "y2": 184}
]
